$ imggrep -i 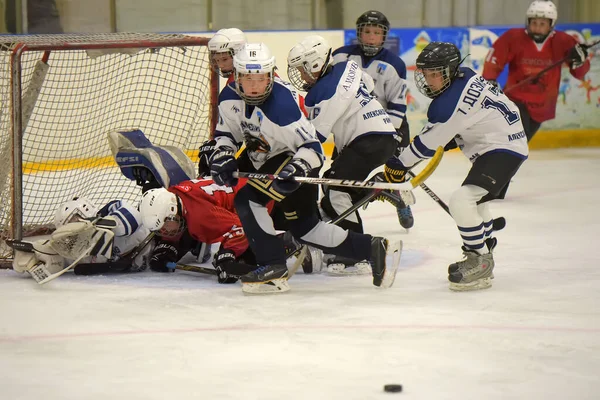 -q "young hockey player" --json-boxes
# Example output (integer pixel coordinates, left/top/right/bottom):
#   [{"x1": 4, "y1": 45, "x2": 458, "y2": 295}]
[
  {"x1": 209, "y1": 42, "x2": 401, "y2": 293},
  {"x1": 384, "y1": 42, "x2": 528, "y2": 291},
  {"x1": 12, "y1": 196, "x2": 153, "y2": 280},
  {"x1": 287, "y1": 34, "x2": 398, "y2": 275},
  {"x1": 331, "y1": 10, "x2": 414, "y2": 229},
  {"x1": 482, "y1": 0, "x2": 590, "y2": 142},
  {"x1": 208, "y1": 28, "x2": 247, "y2": 82}
]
